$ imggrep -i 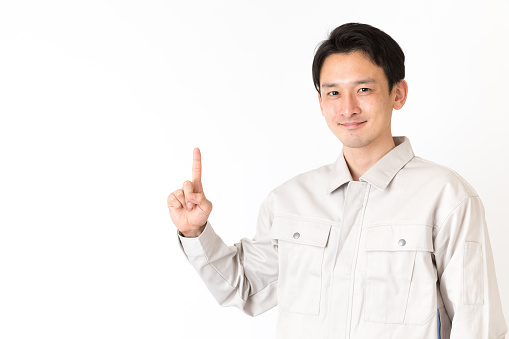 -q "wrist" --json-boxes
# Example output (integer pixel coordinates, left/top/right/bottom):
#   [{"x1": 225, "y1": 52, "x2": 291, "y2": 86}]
[{"x1": 181, "y1": 223, "x2": 207, "y2": 238}]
